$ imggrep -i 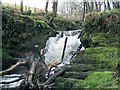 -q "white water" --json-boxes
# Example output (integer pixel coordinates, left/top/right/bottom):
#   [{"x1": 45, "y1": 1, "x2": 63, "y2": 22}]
[
  {"x1": 0, "y1": 29, "x2": 85, "y2": 88},
  {"x1": 44, "y1": 29, "x2": 85, "y2": 65},
  {"x1": 0, "y1": 74, "x2": 23, "y2": 88}
]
